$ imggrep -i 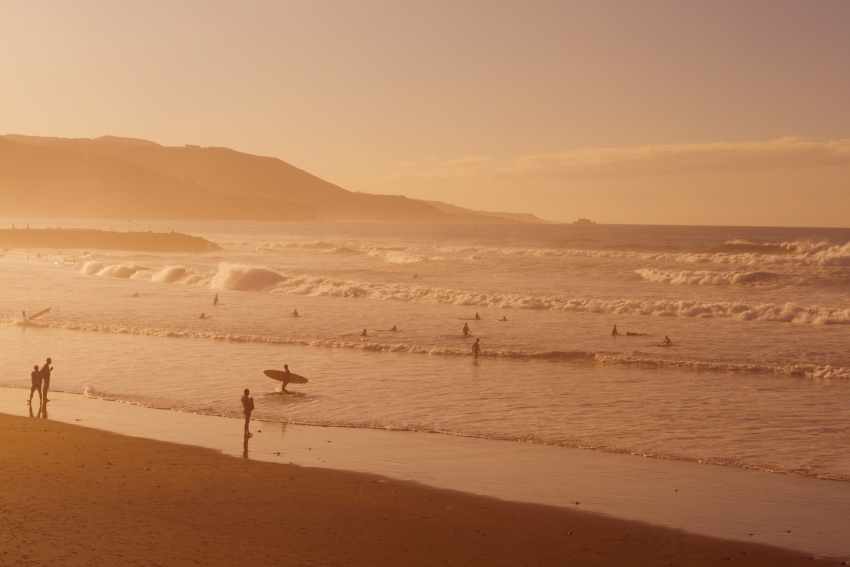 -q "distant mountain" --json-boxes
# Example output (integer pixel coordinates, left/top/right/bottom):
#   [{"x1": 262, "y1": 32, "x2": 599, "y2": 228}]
[
  {"x1": 421, "y1": 200, "x2": 560, "y2": 224},
  {"x1": 1, "y1": 134, "x2": 553, "y2": 223}
]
